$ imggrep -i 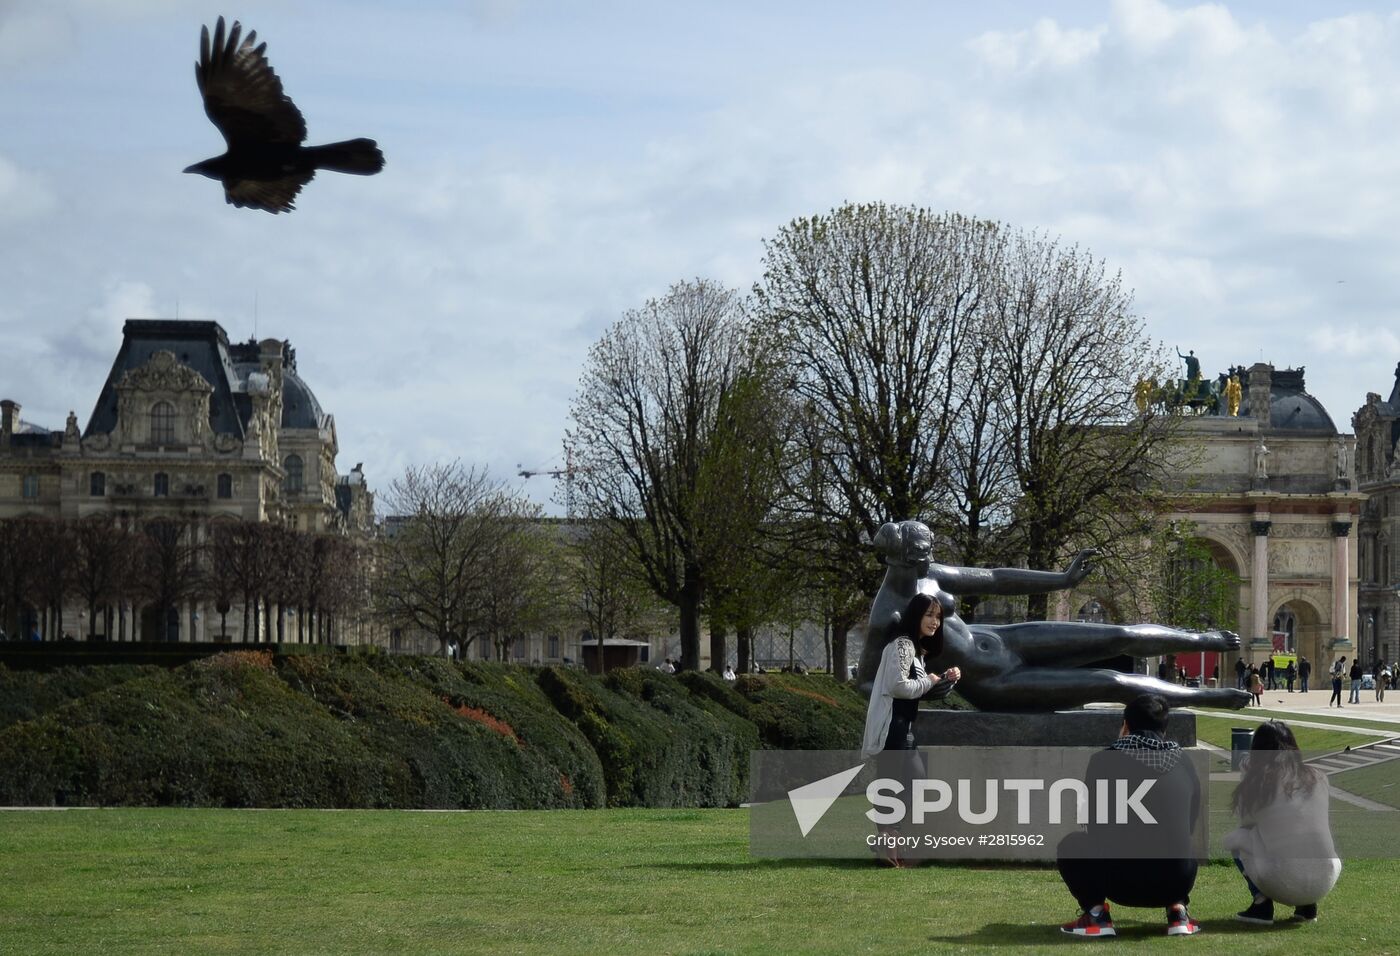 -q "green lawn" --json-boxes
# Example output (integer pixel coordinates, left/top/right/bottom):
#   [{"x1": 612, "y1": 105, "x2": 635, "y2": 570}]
[
  {"x1": 0, "y1": 808, "x2": 1395, "y2": 955},
  {"x1": 1192, "y1": 714, "x2": 1388, "y2": 755},
  {"x1": 1330, "y1": 761, "x2": 1400, "y2": 810},
  {"x1": 1196, "y1": 706, "x2": 1400, "y2": 737}
]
